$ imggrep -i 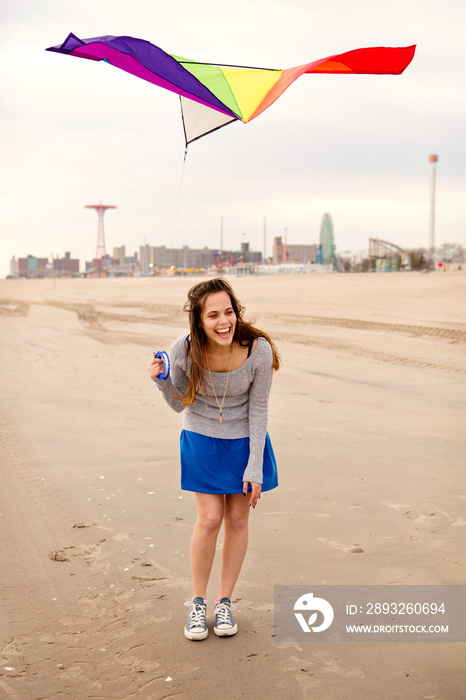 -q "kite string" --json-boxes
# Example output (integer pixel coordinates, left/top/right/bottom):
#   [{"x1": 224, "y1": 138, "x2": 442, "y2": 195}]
[{"x1": 168, "y1": 148, "x2": 188, "y2": 270}]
